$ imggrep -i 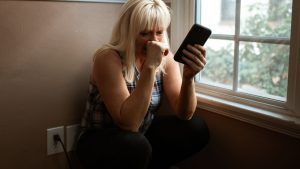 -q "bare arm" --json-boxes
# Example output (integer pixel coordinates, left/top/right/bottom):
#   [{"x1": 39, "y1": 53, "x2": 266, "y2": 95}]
[
  {"x1": 93, "y1": 50, "x2": 156, "y2": 132},
  {"x1": 164, "y1": 44, "x2": 206, "y2": 119},
  {"x1": 163, "y1": 53, "x2": 196, "y2": 120},
  {"x1": 119, "y1": 66, "x2": 156, "y2": 131},
  {"x1": 93, "y1": 42, "x2": 165, "y2": 132}
]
